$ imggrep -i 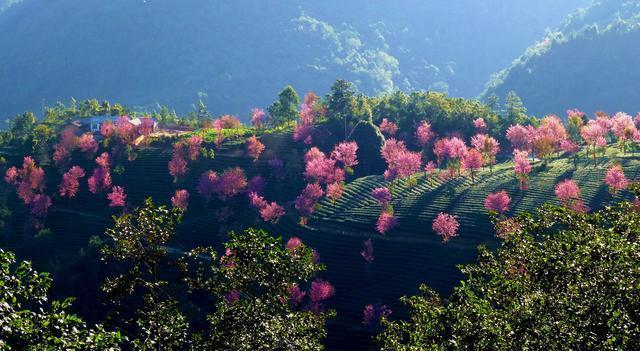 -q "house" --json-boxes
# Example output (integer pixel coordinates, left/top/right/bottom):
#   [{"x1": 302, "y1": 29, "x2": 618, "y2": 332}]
[{"x1": 71, "y1": 116, "x2": 158, "y2": 134}]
